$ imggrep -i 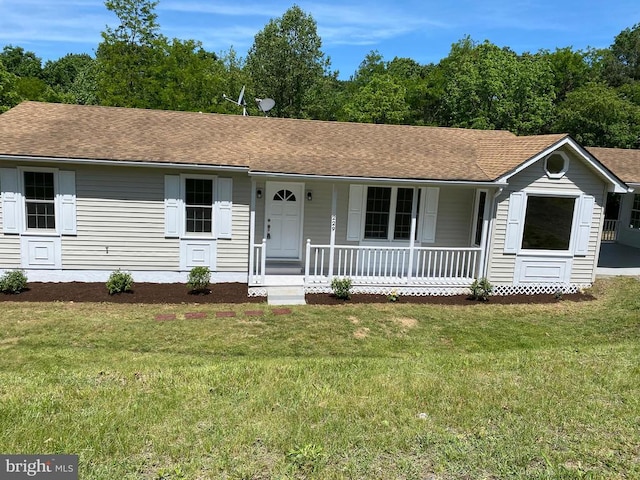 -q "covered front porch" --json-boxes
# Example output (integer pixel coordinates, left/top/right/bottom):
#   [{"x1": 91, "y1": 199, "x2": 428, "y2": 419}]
[
  {"x1": 597, "y1": 242, "x2": 640, "y2": 277},
  {"x1": 247, "y1": 177, "x2": 493, "y2": 298}
]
